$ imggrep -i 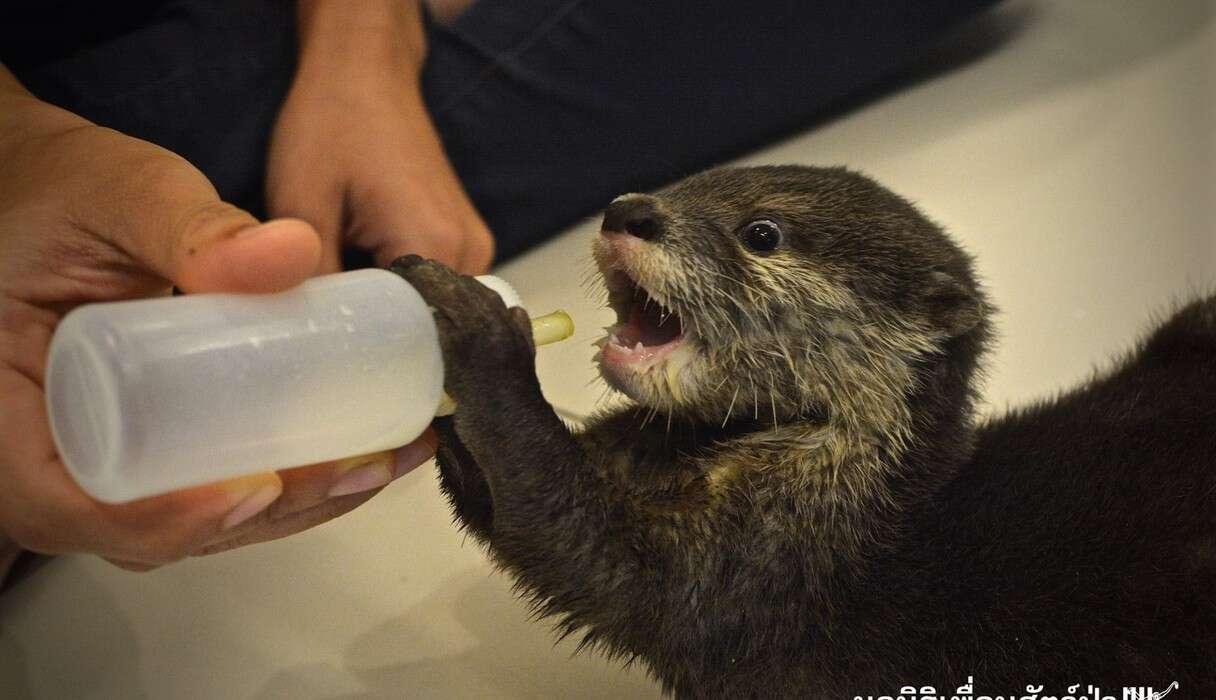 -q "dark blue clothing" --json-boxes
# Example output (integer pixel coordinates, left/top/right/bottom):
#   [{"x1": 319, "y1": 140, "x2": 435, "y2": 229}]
[{"x1": 5, "y1": 0, "x2": 997, "y2": 262}]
